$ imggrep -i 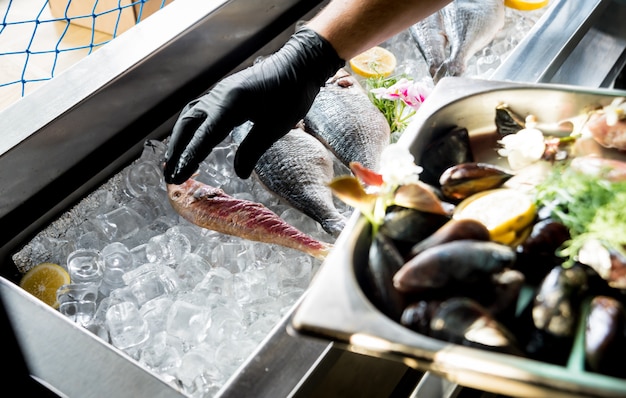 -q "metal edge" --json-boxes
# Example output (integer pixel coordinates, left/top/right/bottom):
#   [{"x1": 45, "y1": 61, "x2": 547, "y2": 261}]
[
  {"x1": 291, "y1": 77, "x2": 626, "y2": 398},
  {"x1": 491, "y1": 0, "x2": 612, "y2": 83}
]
